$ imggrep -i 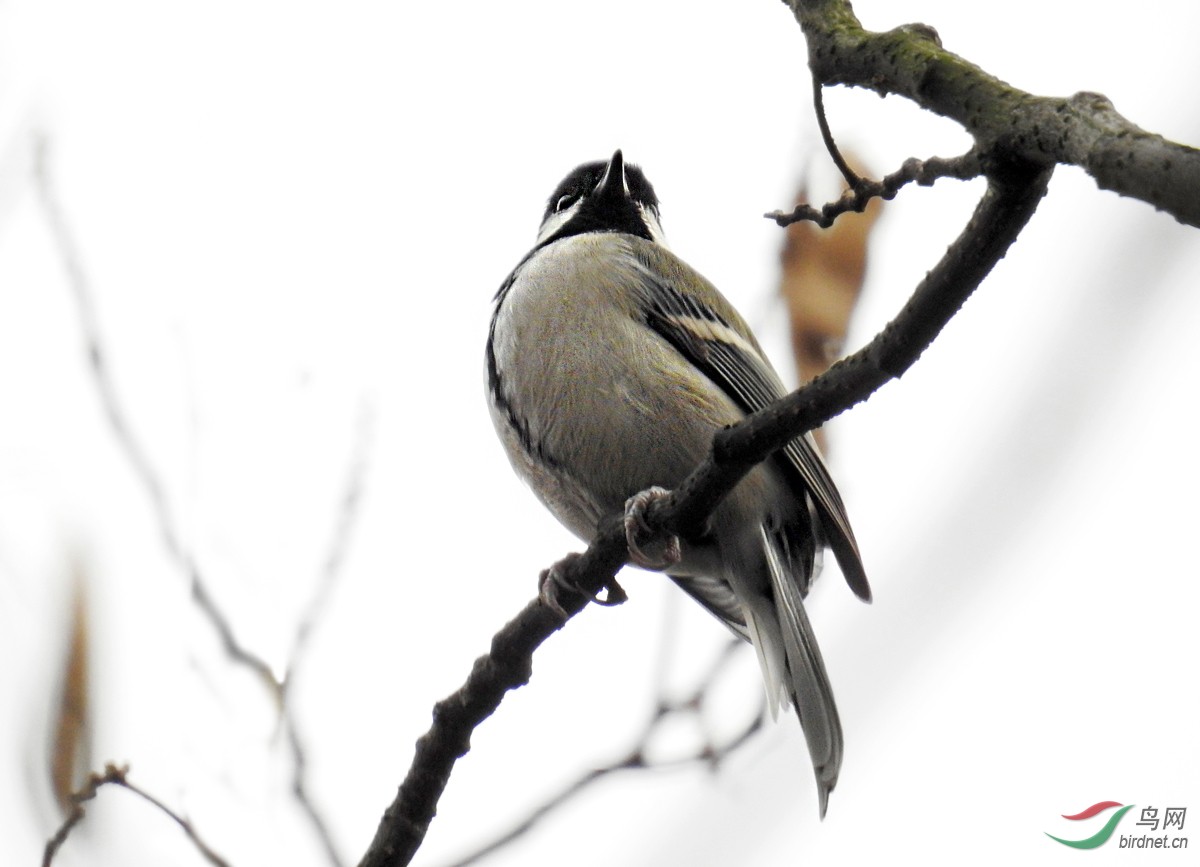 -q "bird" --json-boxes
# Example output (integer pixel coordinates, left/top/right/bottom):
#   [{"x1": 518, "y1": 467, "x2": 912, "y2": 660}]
[{"x1": 485, "y1": 150, "x2": 870, "y2": 816}]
